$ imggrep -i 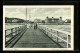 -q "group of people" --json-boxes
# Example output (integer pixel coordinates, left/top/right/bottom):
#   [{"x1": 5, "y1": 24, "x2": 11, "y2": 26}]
[{"x1": 27, "y1": 22, "x2": 38, "y2": 30}]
